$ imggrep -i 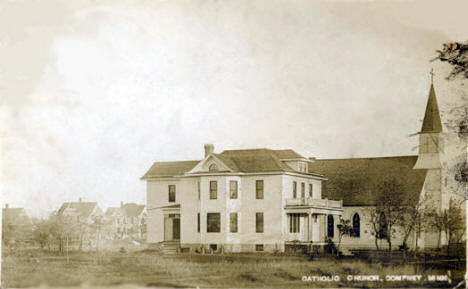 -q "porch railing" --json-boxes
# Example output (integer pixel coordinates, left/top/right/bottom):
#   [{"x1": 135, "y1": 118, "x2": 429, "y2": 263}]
[{"x1": 285, "y1": 198, "x2": 342, "y2": 208}]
